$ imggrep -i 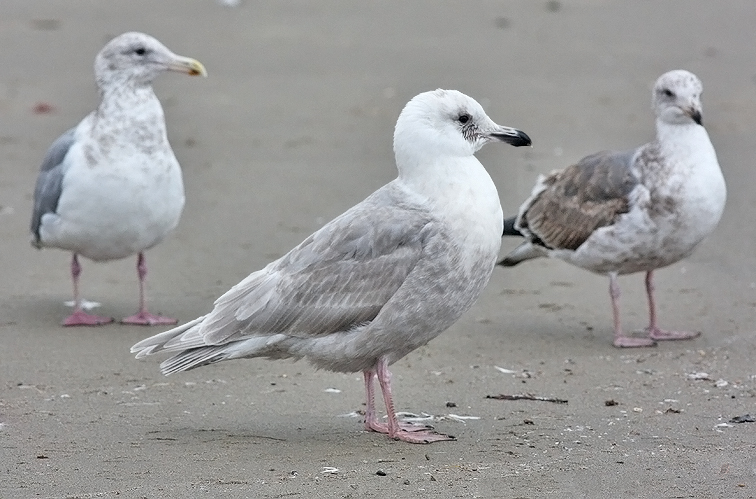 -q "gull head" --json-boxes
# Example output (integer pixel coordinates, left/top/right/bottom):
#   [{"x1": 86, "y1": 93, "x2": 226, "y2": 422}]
[
  {"x1": 393, "y1": 89, "x2": 531, "y2": 166},
  {"x1": 652, "y1": 70, "x2": 704, "y2": 126},
  {"x1": 94, "y1": 32, "x2": 207, "y2": 89}
]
